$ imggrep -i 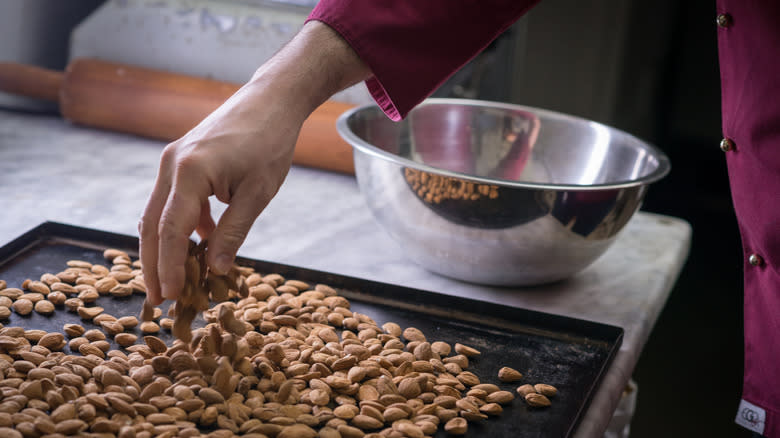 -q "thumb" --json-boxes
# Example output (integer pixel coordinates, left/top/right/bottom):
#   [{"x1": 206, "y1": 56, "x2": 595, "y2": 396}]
[{"x1": 207, "y1": 190, "x2": 265, "y2": 275}]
